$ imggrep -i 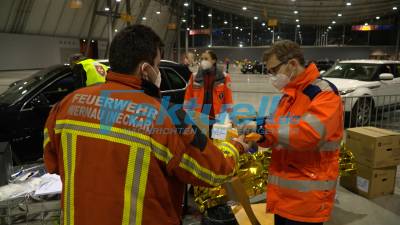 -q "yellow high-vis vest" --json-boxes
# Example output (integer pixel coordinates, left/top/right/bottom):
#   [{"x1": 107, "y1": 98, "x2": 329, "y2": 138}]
[{"x1": 77, "y1": 59, "x2": 108, "y2": 86}]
